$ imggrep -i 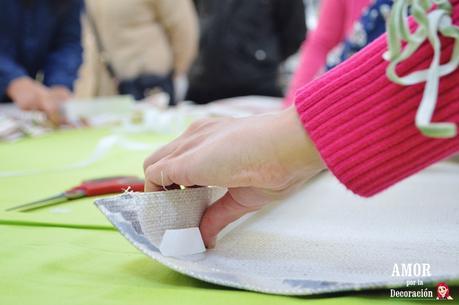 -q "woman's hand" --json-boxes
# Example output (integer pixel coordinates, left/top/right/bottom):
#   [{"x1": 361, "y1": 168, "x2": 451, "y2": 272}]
[
  {"x1": 47, "y1": 86, "x2": 72, "y2": 124},
  {"x1": 7, "y1": 77, "x2": 49, "y2": 110},
  {"x1": 7, "y1": 77, "x2": 69, "y2": 124},
  {"x1": 143, "y1": 107, "x2": 326, "y2": 248}
]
